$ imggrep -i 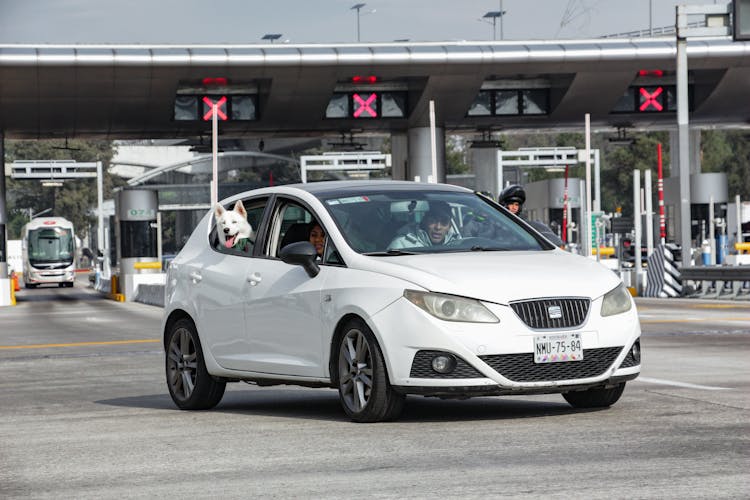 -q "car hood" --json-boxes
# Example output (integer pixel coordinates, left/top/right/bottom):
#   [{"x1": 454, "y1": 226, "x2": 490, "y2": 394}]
[{"x1": 354, "y1": 249, "x2": 620, "y2": 304}]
